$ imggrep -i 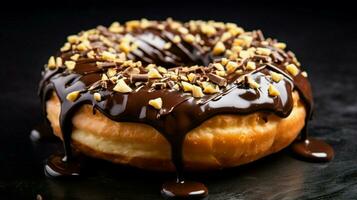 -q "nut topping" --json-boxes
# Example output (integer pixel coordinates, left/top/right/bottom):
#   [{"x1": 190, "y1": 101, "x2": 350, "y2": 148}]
[
  {"x1": 256, "y1": 47, "x2": 271, "y2": 56},
  {"x1": 56, "y1": 57, "x2": 63, "y2": 67},
  {"x1": 181, "y1": 81, "x2": 193, "y2": 92},
  {"x1": 113, "y1": 78, "x2": 132, "y2": 93},
  {"x1": 47, "y1": 56, "x2": 56, "y2": 69},
  {"x1": 44, "y1": 19, "x2": 309, "y2": 103},
  {"x1": 270, "y1": 71, "x2": 283, "y2": 82},
  {"x1": 301, "y1": 71, "x2": 308, "y2": 77},
  {"x1": 274, "y1": 42, "x2": 286, "y2": 50},
  {"x1": 213, "y1": 63, "x2": 225, "y2": 71},
  {"x1": 148, "y1": 97, "x2": 163, "y2": 110},
  {"x1": 268, "y1": 84, "x2": 280, "y2": 96},
  {"x1": 93, "y1": 92, "x2": 101, "y2": 101},
  {"x1": 183, "y1": 34, "x2": 195, "y2": 43},
  {"x1": 66, "y1": 91, "x2": 80, "y2": 102},
  {"x1": 173, "y1": 35, "x2": 181, "y2": 44},
  {"x1": 107, "y1": 68, "x2": 117, "y2": 77},
  {"x1": 246, "y1": 61, "x2": 256, "y2": 70},
  {"x1": 201, "y1": 82, "x2": 219, "y2": 94},
  {"x1": 226, "y1": 61, "x2": 239, "y2": 74},
  {"x1": 192, "y1": 85, "x2": 204, "y2": 98},
  {"x1": 60, "y1": 43, "x2": 71, "y2": 52},
  {"x1": 187, "y1": 73, "x2": 197, "y2": 83},
  {"x1": 148, "y1": 68, "x2": 163, "y2": 79},
  {"x1": 213, "y1": 41, "x2": 226, "y2": 55},
  {"x1": 286, "y1": 63, "x2": 299, "y2": 76},
  {"x1": 247, "y1": 76, "x2": 260, "y2": 89},
  {"x1": 239, "y1": 50, "x2": 250, "y2": 59},
  {"x1": 70, "y1": 54, "x2": 80, "y2": 61},
  {"x1": 102, "y1": 51, "x2": 117, "y2": 61},
  {"x1": 163, "y1": 42, "x2": 172, "y2": 49},
  {"x1": 65, "y1": 61, "x2": 76, "y2": 71}
]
